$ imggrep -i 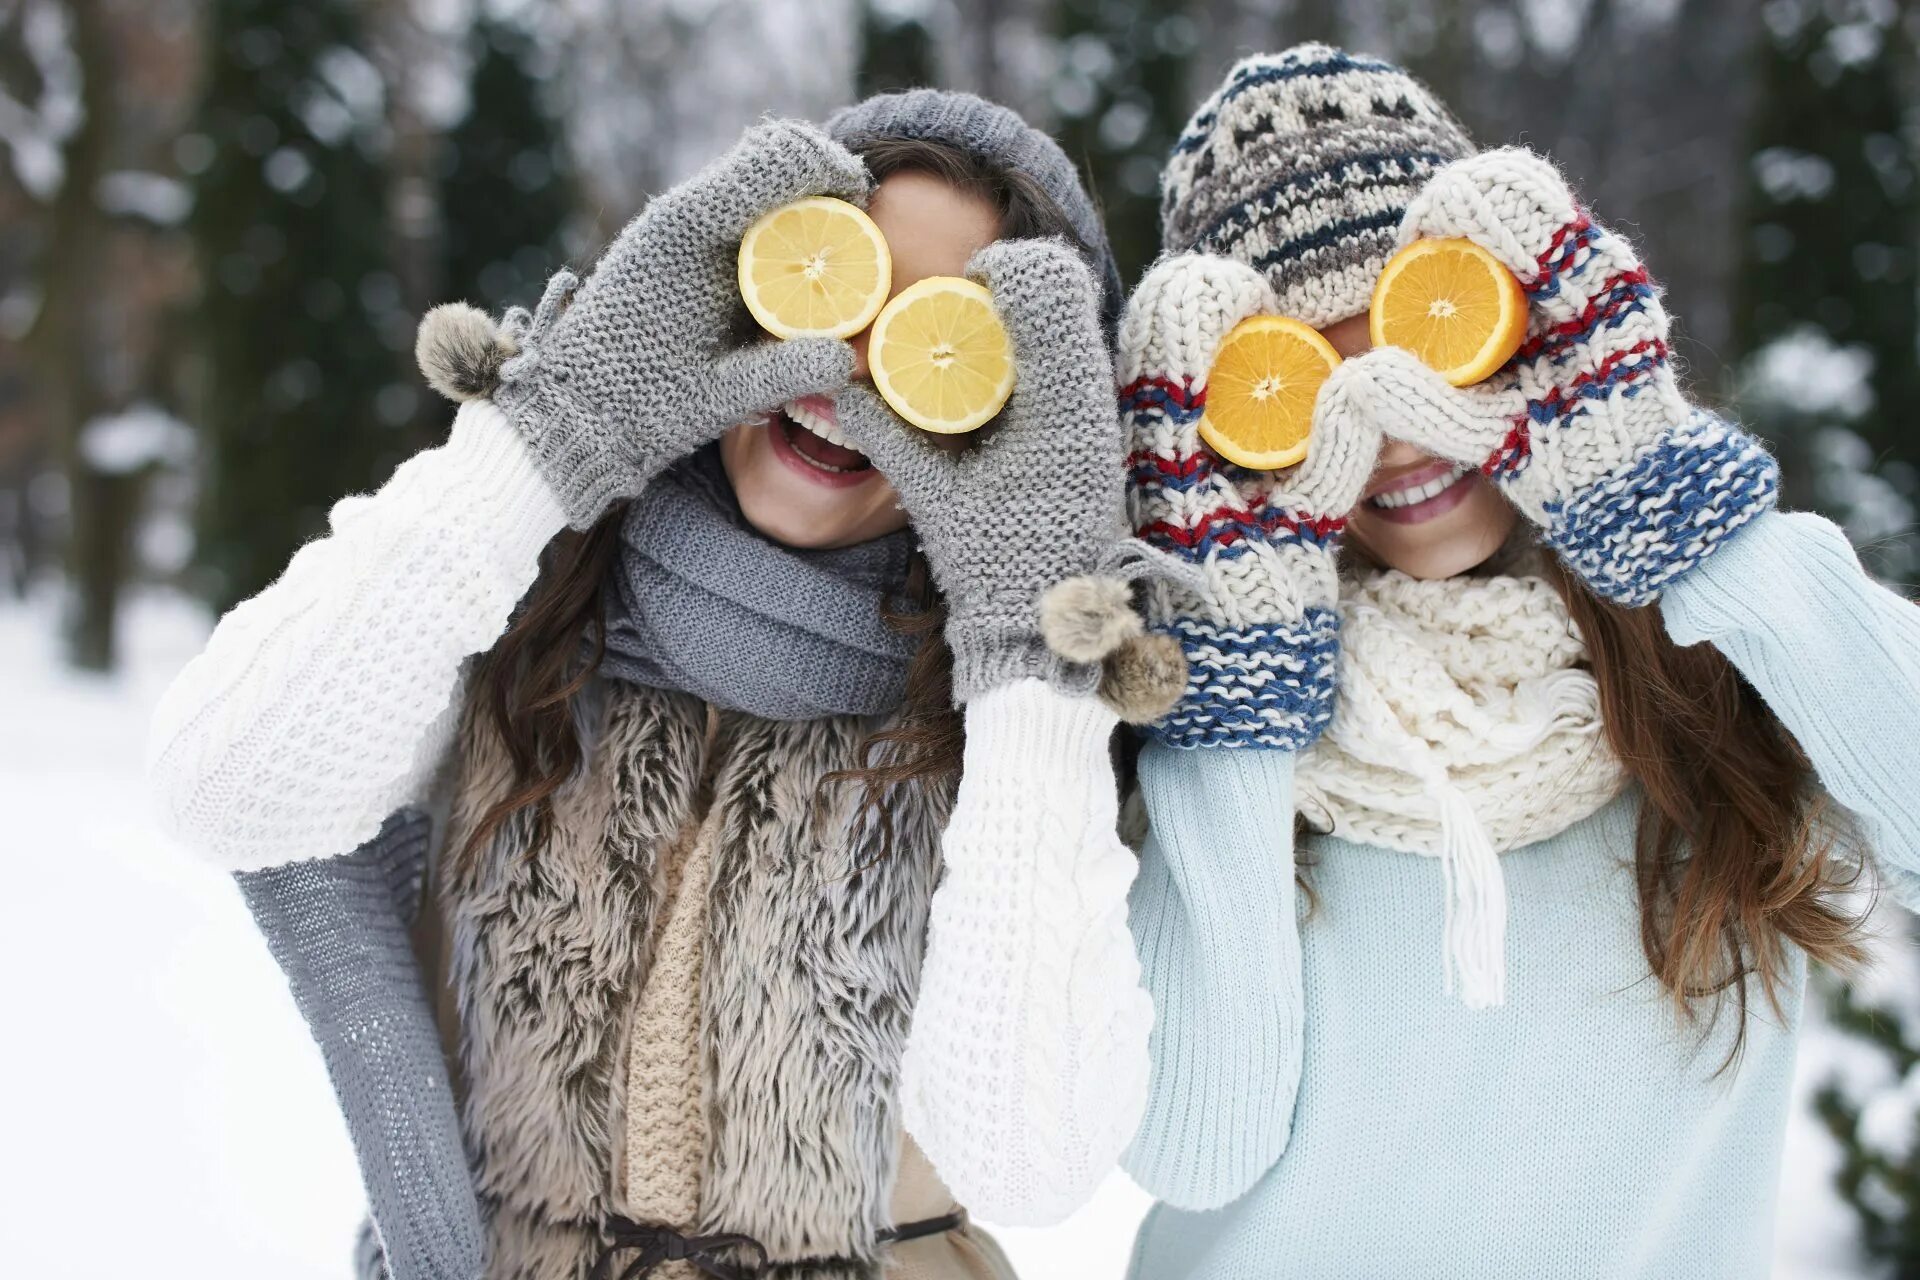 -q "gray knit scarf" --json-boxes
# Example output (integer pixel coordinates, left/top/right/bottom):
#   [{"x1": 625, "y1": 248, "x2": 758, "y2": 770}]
[{"x1": 598, "y1": 445, "x2": 920, "y2": 721}]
